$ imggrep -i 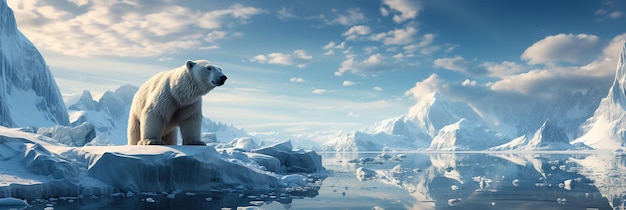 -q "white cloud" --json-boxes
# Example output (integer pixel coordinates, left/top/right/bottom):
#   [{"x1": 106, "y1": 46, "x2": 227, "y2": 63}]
[
  {"x1": 8, "y1": 1, "x2": 266, "y2": 57},
  {"x1": 335, "y1": 53, "x2": 390, "y2": 76},
  {"x1": 609, "y1": 11, "x2": 623, "y2": 18},
  {"x1": 461, "y1": 79, "x2": 477, "y2": 86},
  {"x1": 393, "y1": 53, "x2": 404, "y2": 60},
  {"x1": 521, "y1": 33, "x2": 601, "y2": 65},
  {"x1": 277, "y1": 7, "x2": 297, "y2": 20},
  {"x1": 433, "y1": 56, "x2": 467, "y2": 72},
  {"x1": 347, "y1": 112, "x2": 359, "y2": 117},
  {"x1": 481, "y1": 61, "x2": 526, "y2": 78},
  {"x1": 322, "y1": 41, "x2": 336, "y2": 50},
  {"x1": 312, "y1": 89, "x2": 328, "y2": 94},
  {"x1": 329, "y1": 8, "x2": 366, "y2": 25},
  {"x1": 405, "y1": 74, "x2": 445, "y2": 101},
  {"x1": 491, "y1": 33, "x2": 626, "y2": 96},
  {"x1": 381, "y1": 26, "x2": 418, "y2": 45},
  {"x1": 373, "y1": 86, "x2": 383, "y2": 91},
  {"x1": 381, "y1": 0, "x2": 422, "y2": 23},
  {"x1": 343, "y1": 80, "x2": 356, "y2": 86},
  {"x1": 289, "y1": 77, "x2": 305, "y2": 83},
  {"x1": 419, "y1": 33, "x2": 436, "y2": 47},
  {"x1": 205, "y1": 31, "x2": 227, "y2": 42},
  {"x1": 363, "y1": 46, "x2": 379, "y2": 54},
  {"x1": 342, "y1": 25, "x2": 371, "y2": 40},
  {"x1": 251, "y1": 50, "x2": 313, "y2": 67}
]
